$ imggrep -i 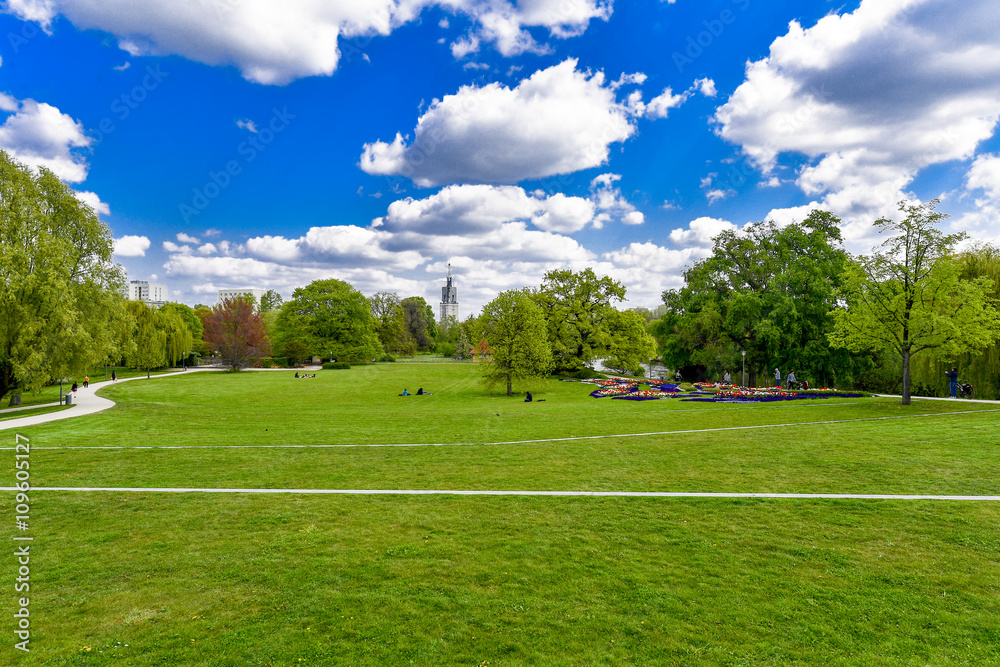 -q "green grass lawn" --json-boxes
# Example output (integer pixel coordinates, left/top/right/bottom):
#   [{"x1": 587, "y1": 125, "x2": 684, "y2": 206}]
[{"x1": 2, "y1": 364, "x2": 999, "y2": 666}]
